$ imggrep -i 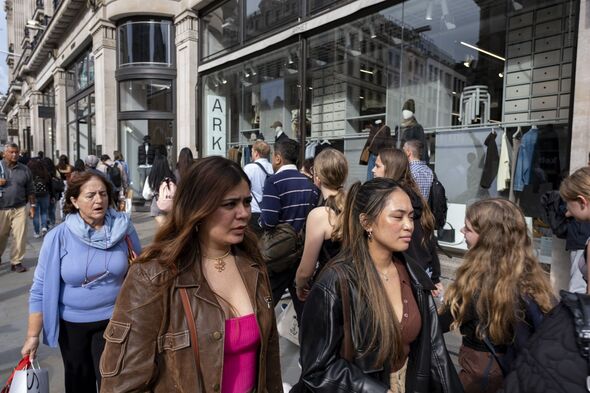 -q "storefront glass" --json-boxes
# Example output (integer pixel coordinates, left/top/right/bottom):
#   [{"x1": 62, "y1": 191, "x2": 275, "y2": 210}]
[
  {"x1": 202, "y1": 43, "x2": 300, "y2": 156},
  {"x1": 67, "y1": 93, "x2": 96, "y2": 161},
  {"x1": 245, "y1": 0, "x2": 299, "y2": 39},
  {"x1": 200, "y1": 0, "x2": 579, "y2": 255},
  {"x1": 120, "y1": 119, "x2": 173, "y2": 194},
  {"x1": 119, "y1": 79, "x2": 173, "y2": 112},
  {"x1": 66, "y1": 49, "x2": 94, "y2": 98},
  {"x1": 118, "y1": 20, "x2": 173, "y2": 66},
  {"x1": 202, "y1": 0, "x2": 240, "y2": 58}
]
